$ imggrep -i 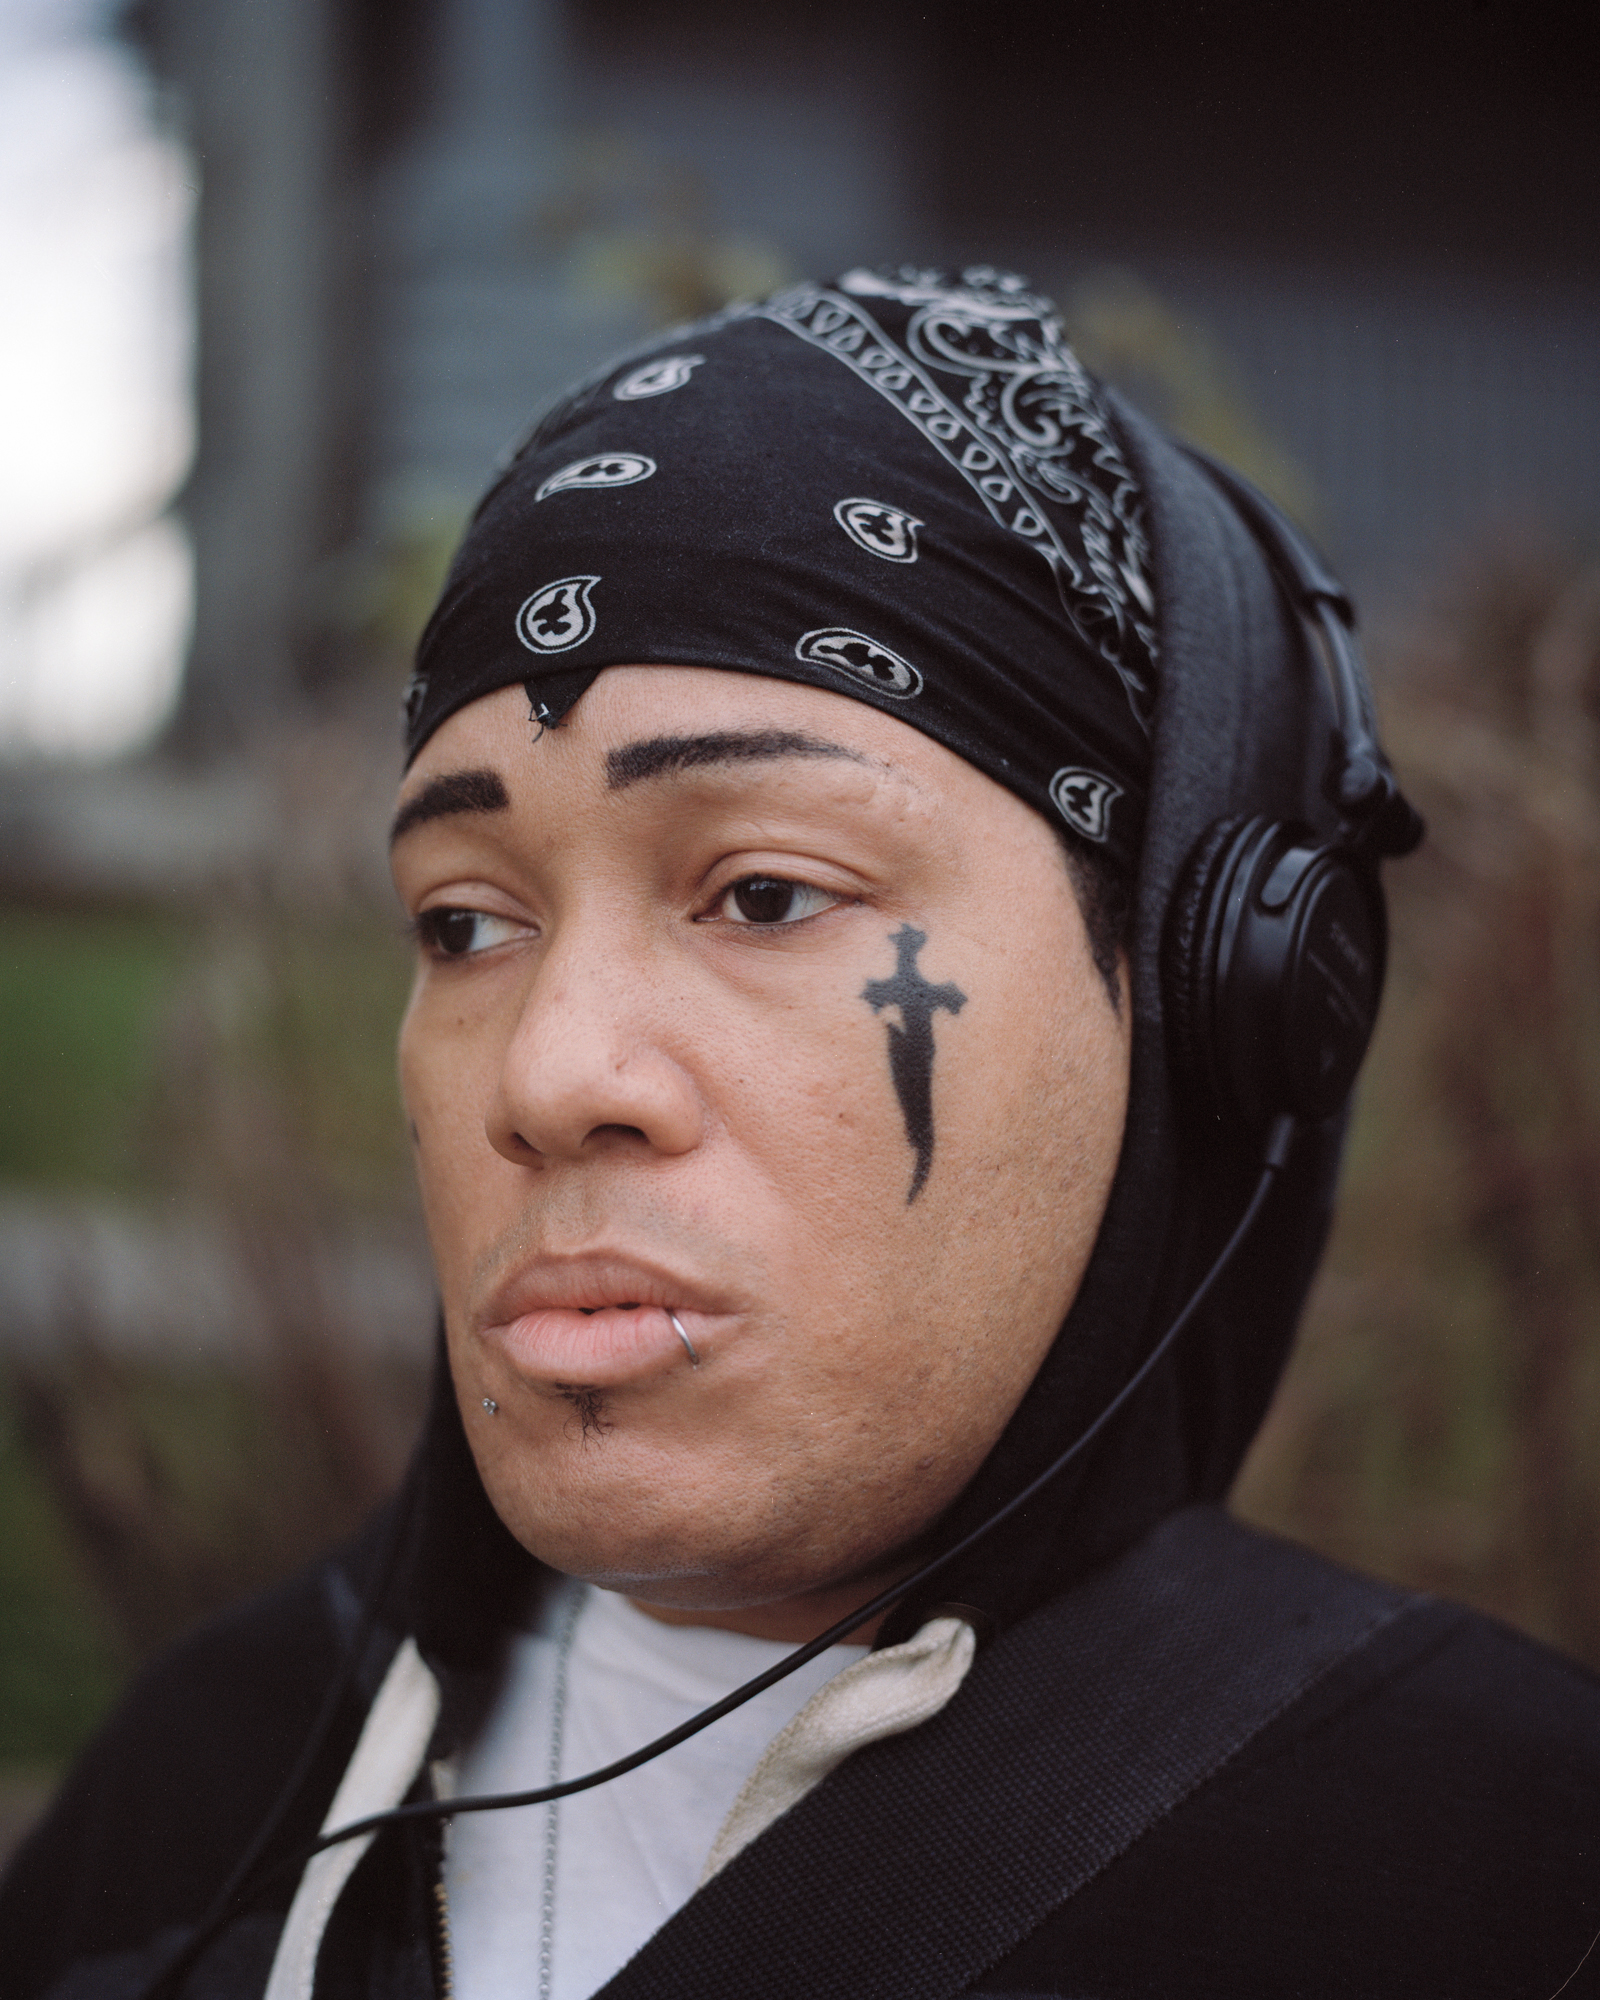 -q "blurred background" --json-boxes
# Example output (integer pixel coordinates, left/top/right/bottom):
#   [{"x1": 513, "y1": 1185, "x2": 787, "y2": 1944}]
[{"x1": 1, "y1": 0, "x2": 1598, "y2": 1860}]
